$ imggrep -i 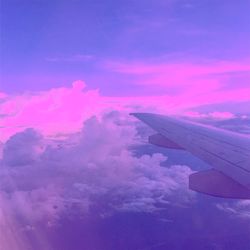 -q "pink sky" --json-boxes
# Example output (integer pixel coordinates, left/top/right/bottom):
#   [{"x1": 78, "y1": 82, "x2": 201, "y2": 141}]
[{"x1": 0, "y1": 75, "x2": 249, "y2": 142}]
